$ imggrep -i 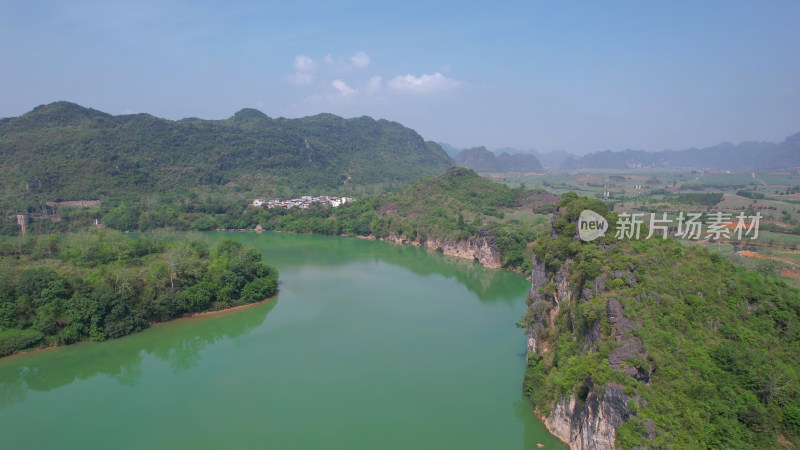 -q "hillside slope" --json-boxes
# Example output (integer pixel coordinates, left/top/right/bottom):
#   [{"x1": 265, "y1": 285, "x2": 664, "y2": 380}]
[
  {"x1": 252, "y1": 167, "x2": 559, "y2": 272},
  {"x1": 0, "y1": 102, "x2": 453, "y2": 214},
  {"x1": 521, "y1": 193, "x2": 800, "y2": 448}
]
